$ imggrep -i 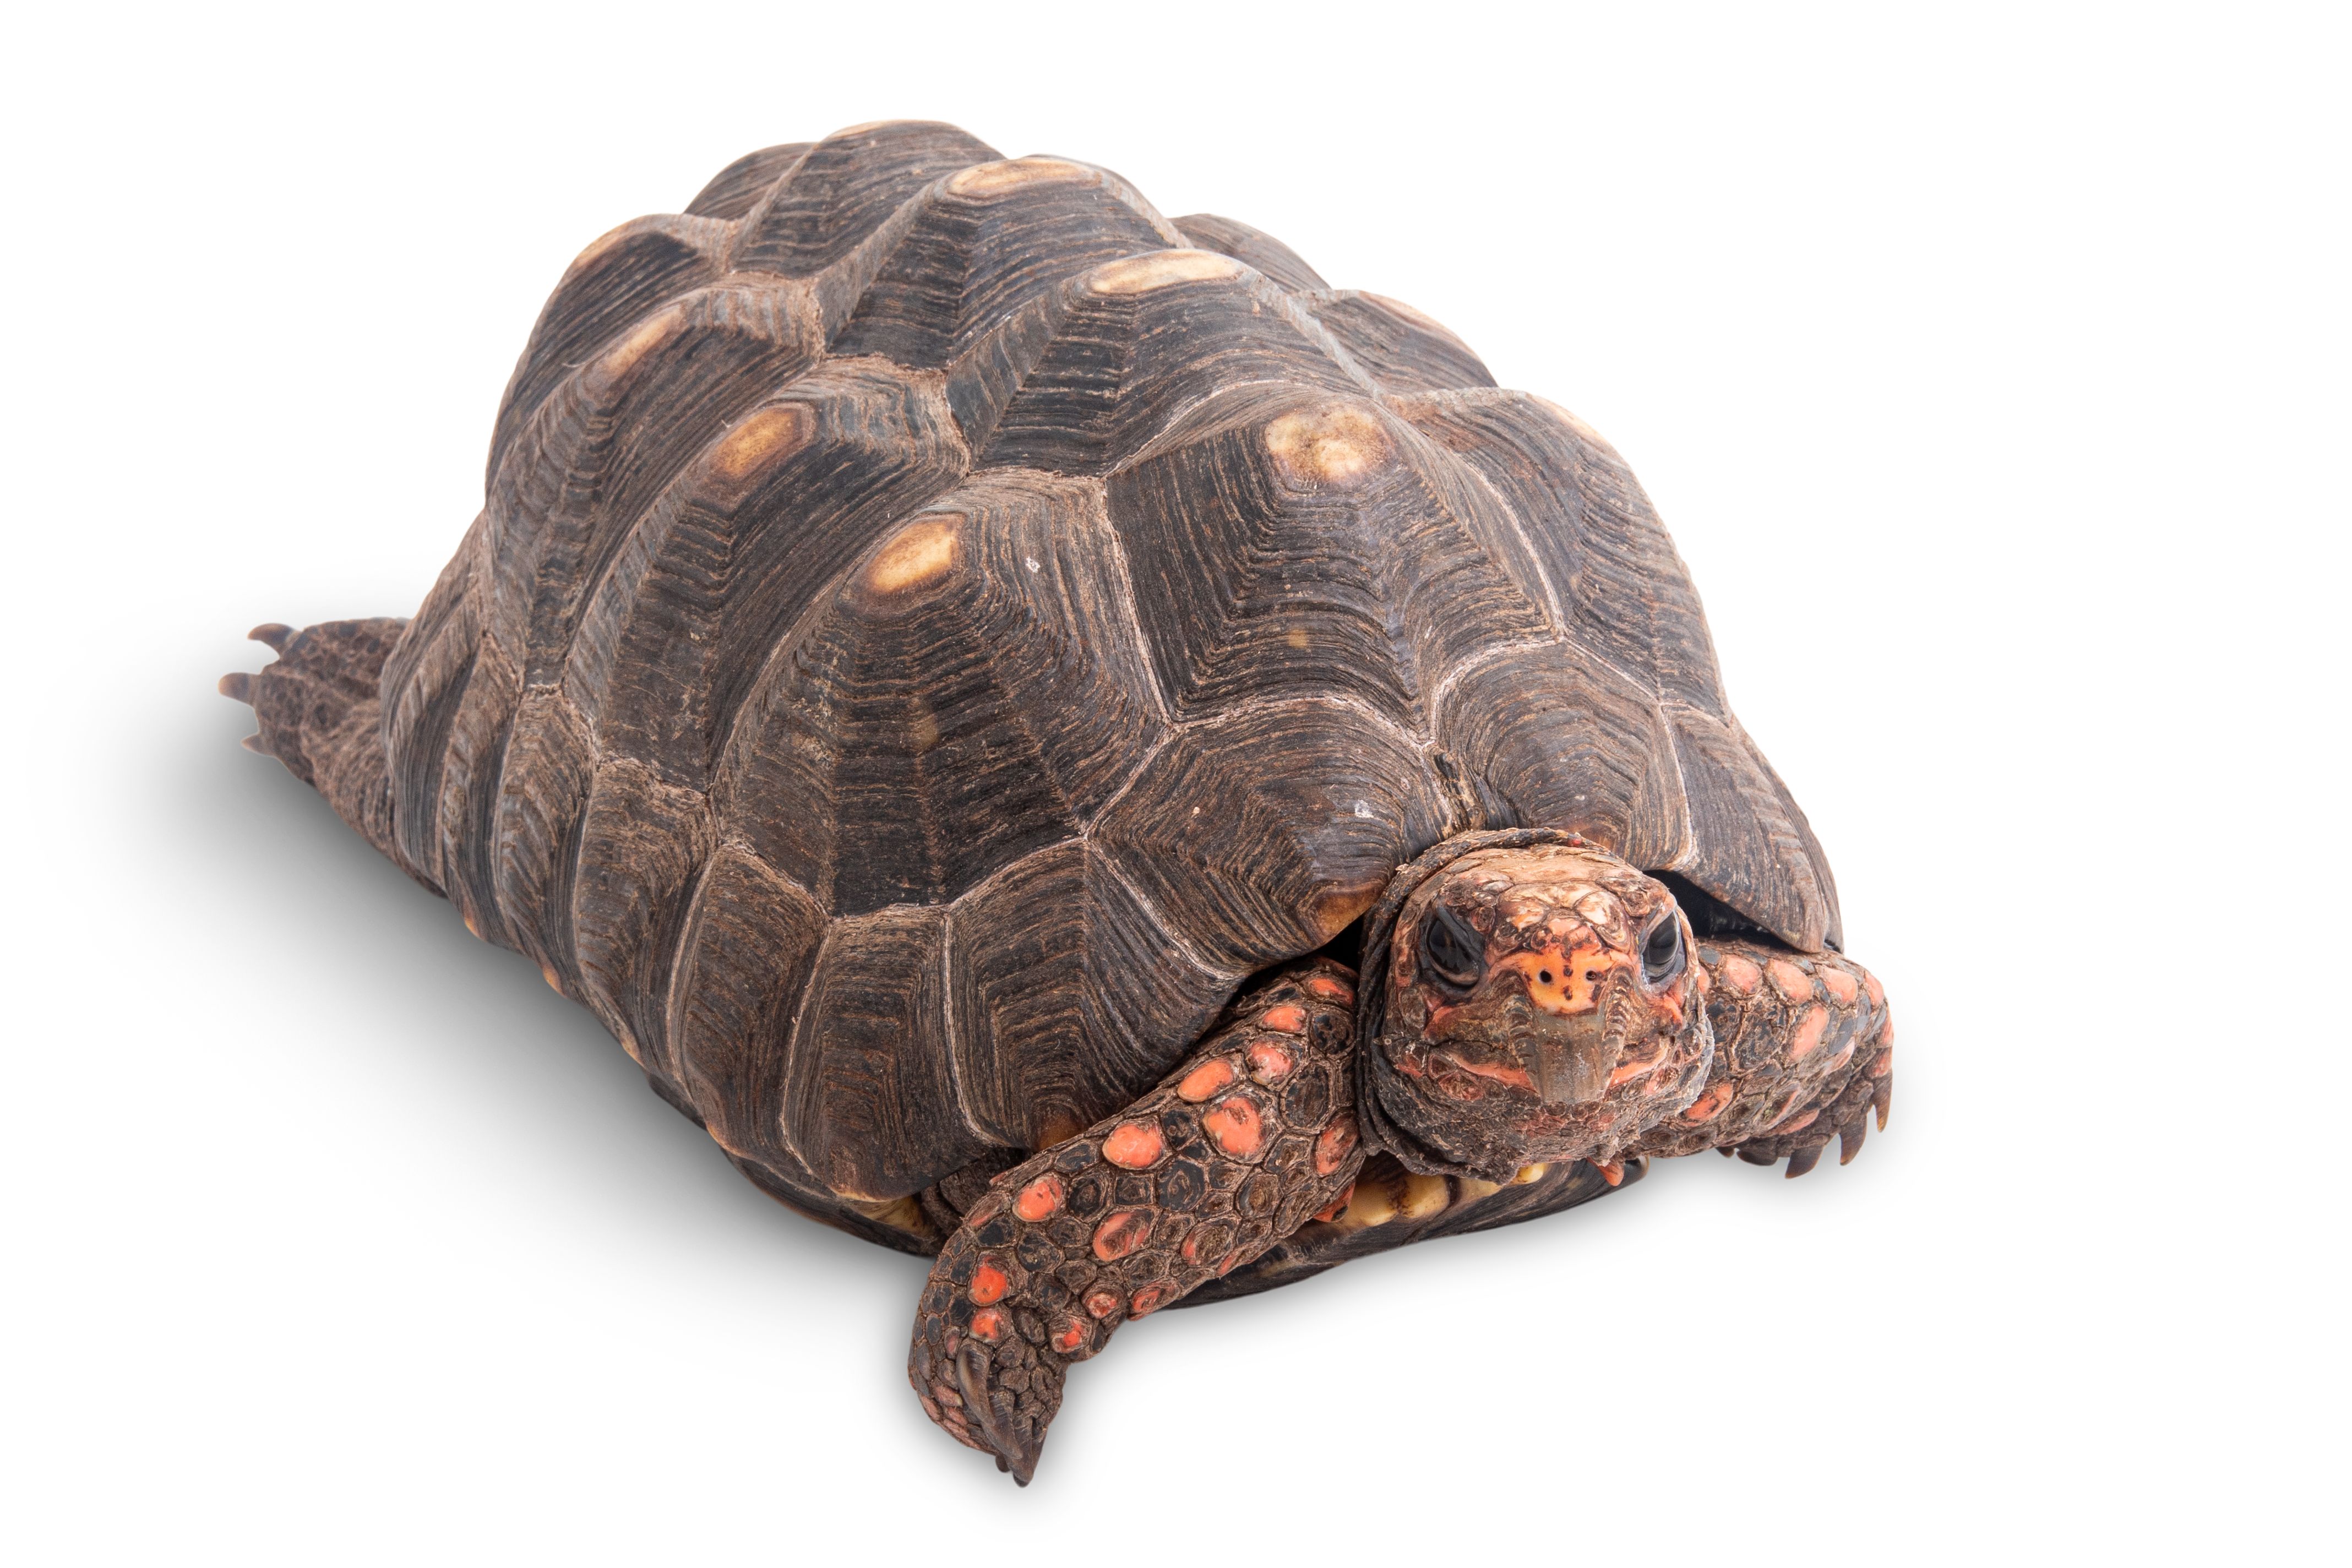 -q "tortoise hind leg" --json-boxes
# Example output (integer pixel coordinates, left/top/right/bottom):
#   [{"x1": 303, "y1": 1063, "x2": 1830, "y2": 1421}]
[
  {"x1": 908, "y1": 959, "x2": 1365, "y2": 1483},
  {"x1": 220, "y1": 616, "x2": 418, "y2": 879}
]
